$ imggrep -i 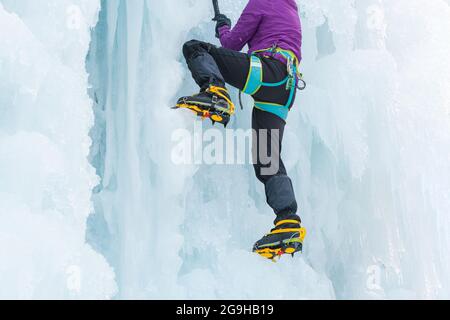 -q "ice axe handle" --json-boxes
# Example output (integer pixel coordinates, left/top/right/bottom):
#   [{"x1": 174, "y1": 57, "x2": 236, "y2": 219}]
[{"x1": 212, "y1": 0, "x2": 221, "y2": 18}]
